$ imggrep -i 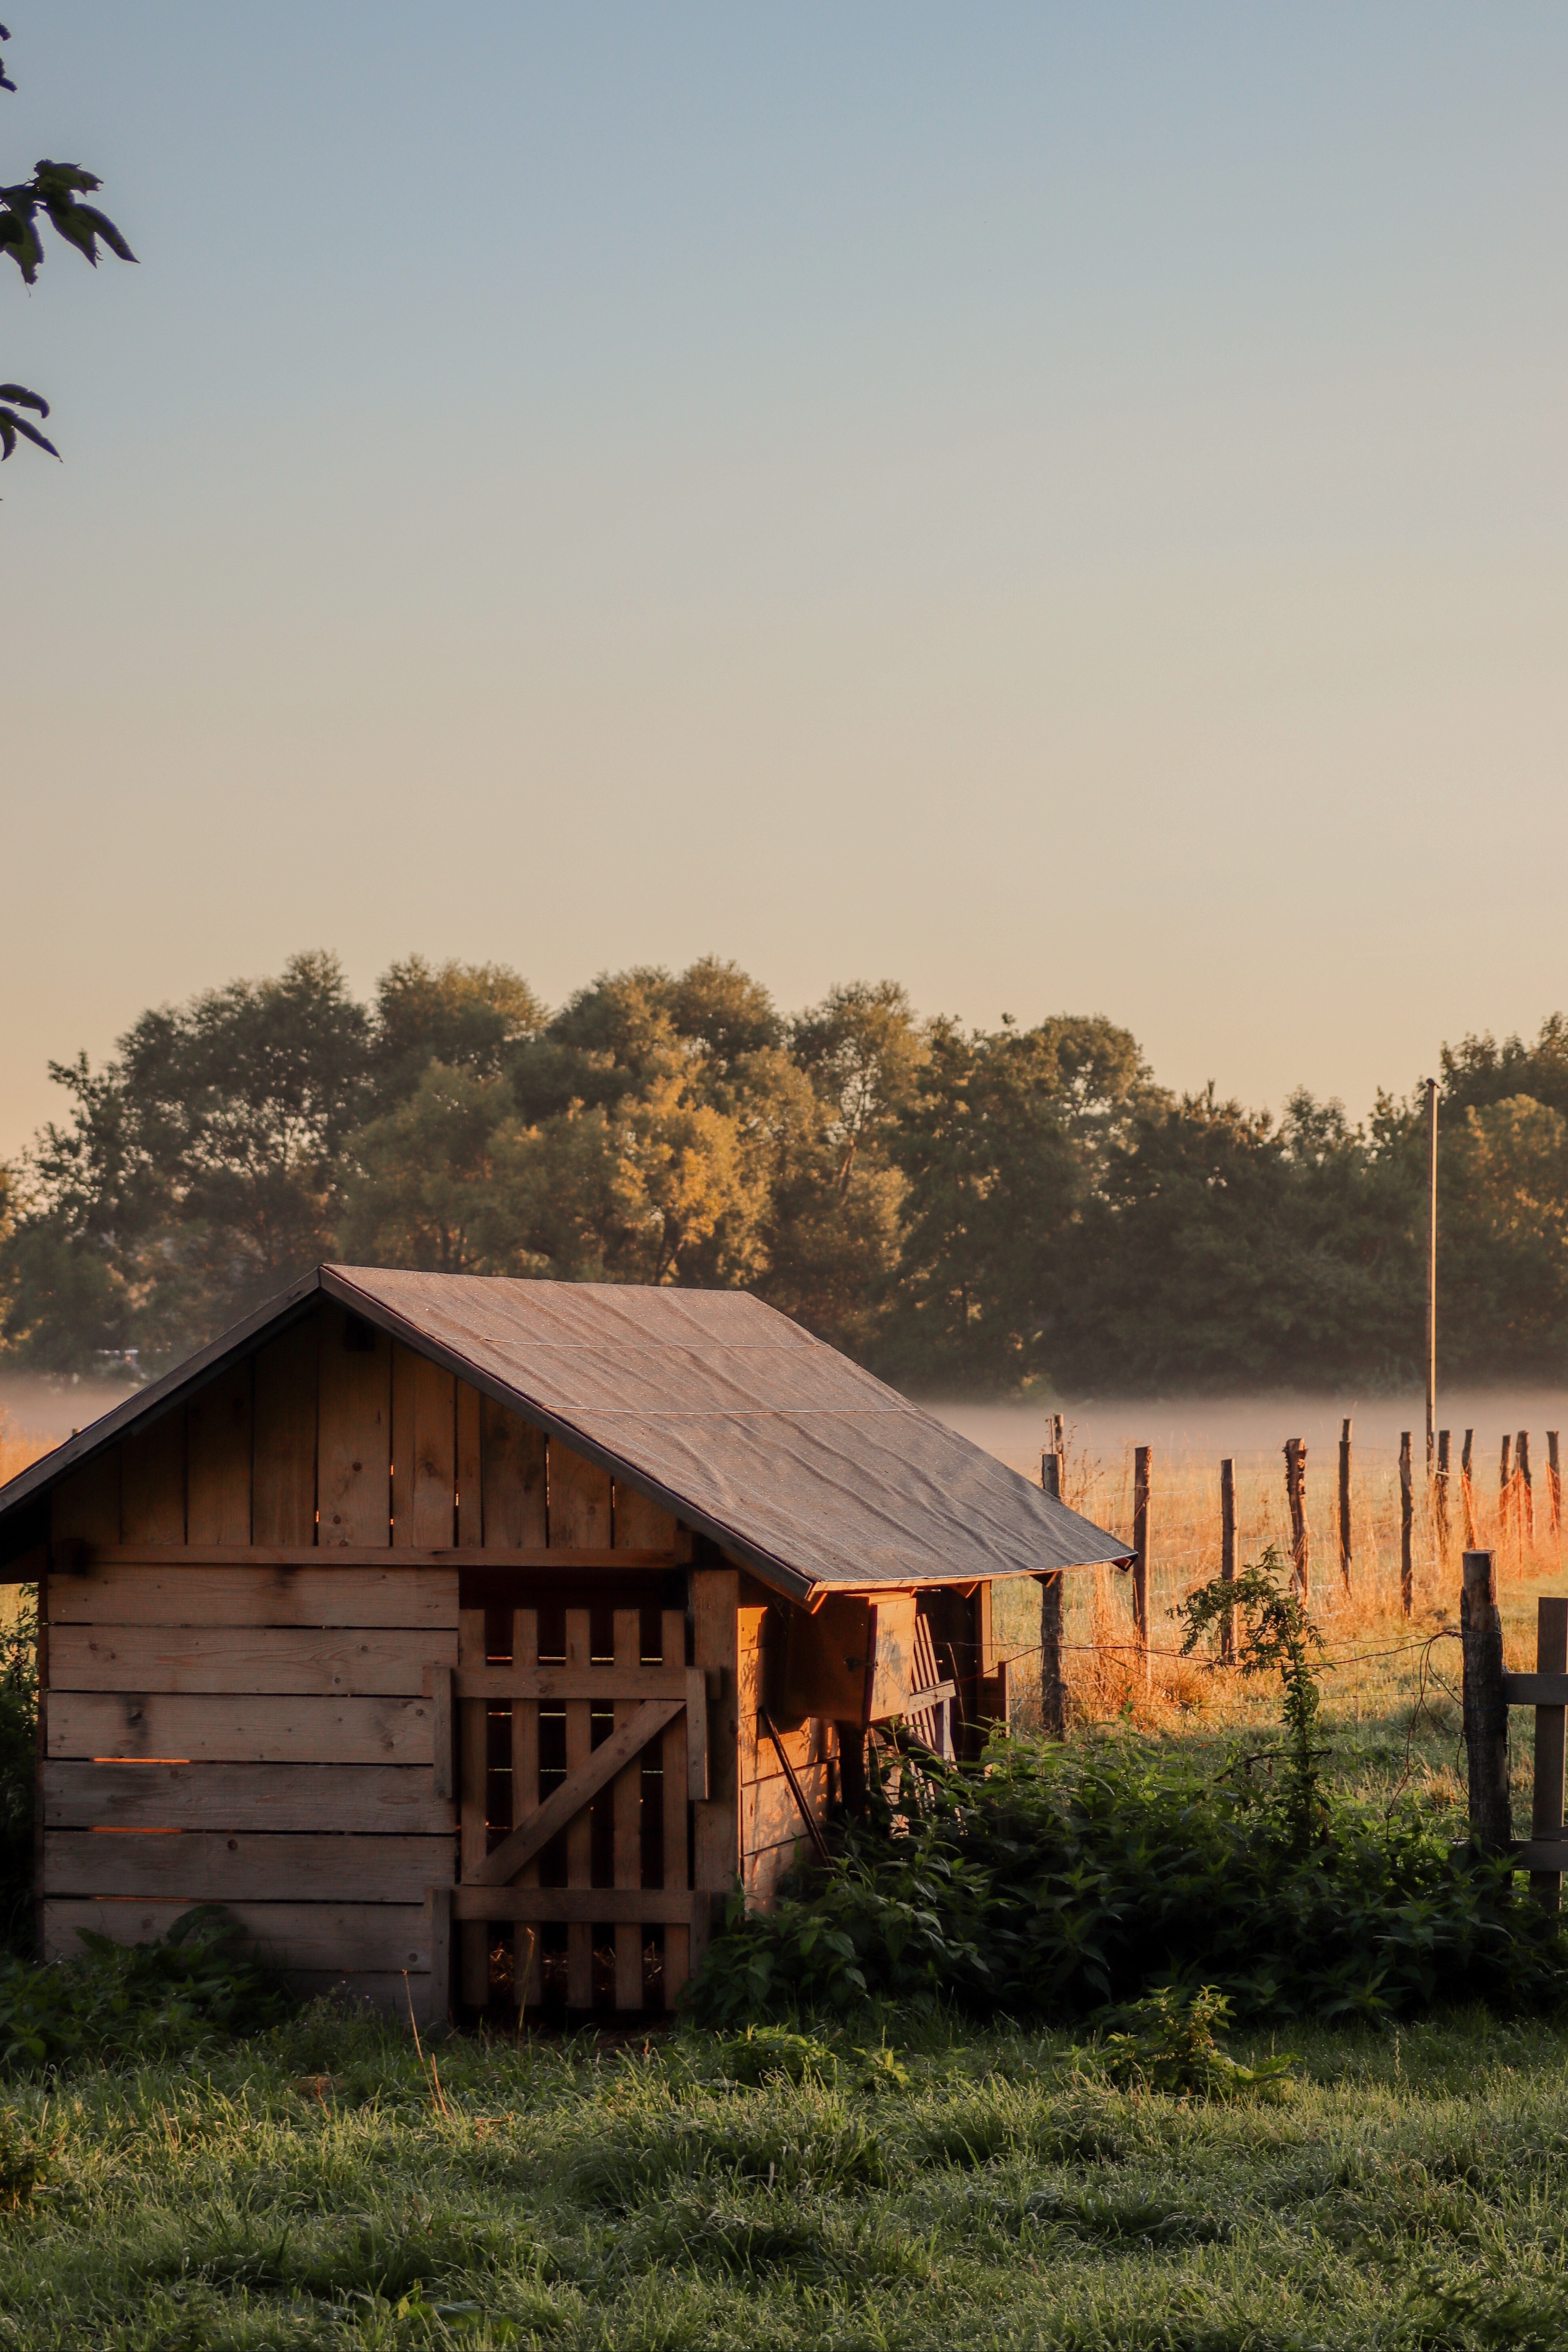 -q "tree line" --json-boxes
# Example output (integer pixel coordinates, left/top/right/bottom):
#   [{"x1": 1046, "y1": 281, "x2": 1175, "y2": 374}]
[{"x1": 2, "y1": 949, "x2": 1566, "y2": 1396}]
